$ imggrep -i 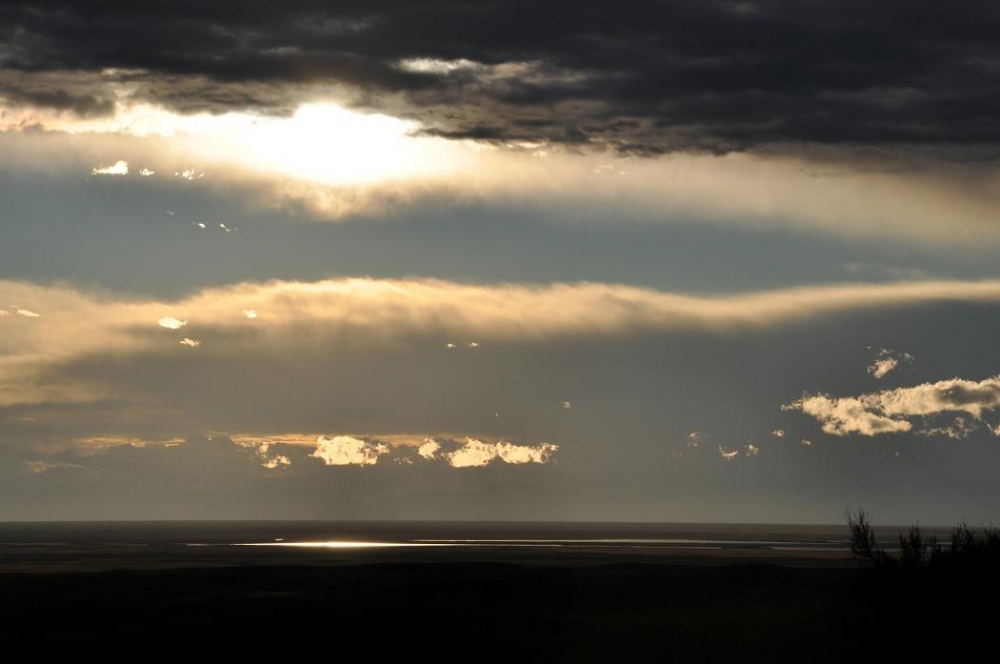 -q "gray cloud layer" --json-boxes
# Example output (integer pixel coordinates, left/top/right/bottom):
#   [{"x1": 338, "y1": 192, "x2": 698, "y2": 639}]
[{"x1": 3, "y1": 1, "x2": 1000, "y2": 158}]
